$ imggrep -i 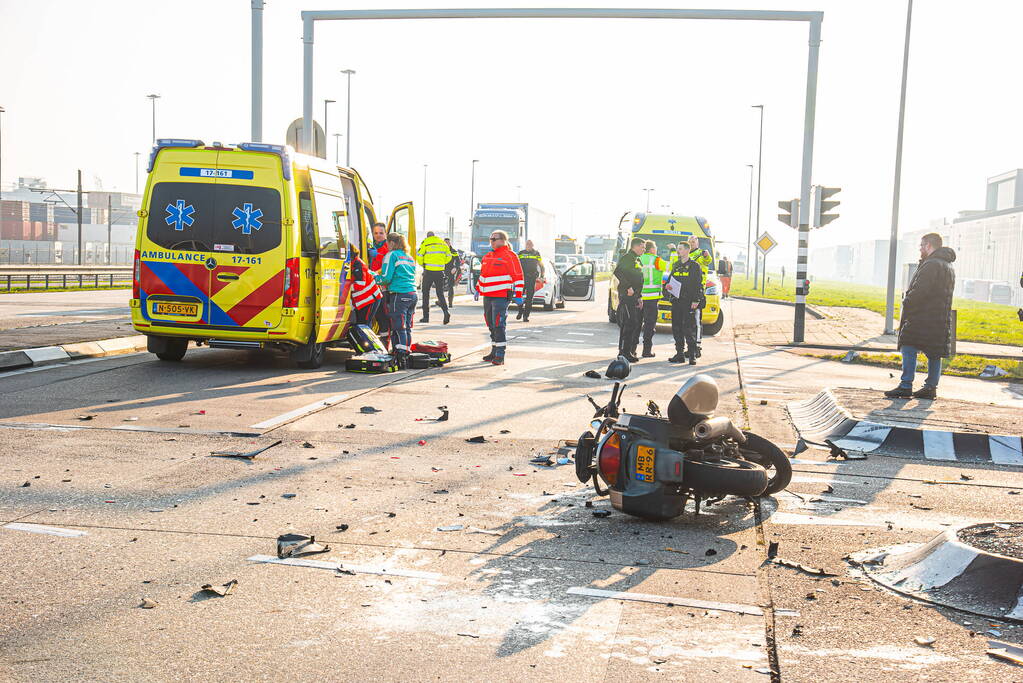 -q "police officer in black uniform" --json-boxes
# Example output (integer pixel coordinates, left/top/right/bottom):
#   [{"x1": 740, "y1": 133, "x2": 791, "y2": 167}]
[
  {"x1": 666, "y1": 242, "x2": 703, "y2": 365},
  {"x1": 613, "y1": 238, "x2": 645, "y2": 362},
  {"x1": 516, "y1": 239, "x2": 544, "y2": 322}
]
